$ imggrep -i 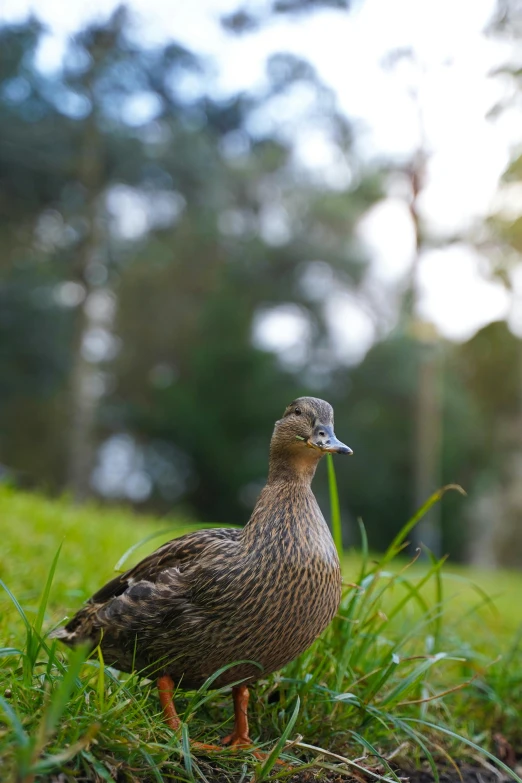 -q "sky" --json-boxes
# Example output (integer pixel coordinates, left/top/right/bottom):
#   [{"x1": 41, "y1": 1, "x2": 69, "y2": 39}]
[{"x1": 1, "y1": 0, "x2": 520, "y2": 349}]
